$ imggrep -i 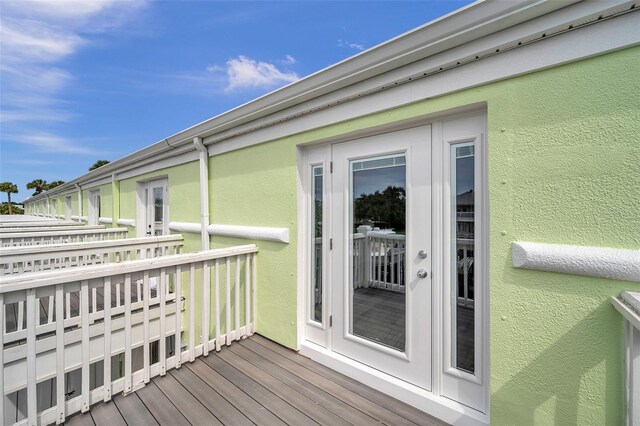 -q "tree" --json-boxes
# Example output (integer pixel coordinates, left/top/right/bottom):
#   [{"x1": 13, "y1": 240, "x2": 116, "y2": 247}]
[
  {"x1": 353, "y1": 185, "x2": 406, "y2": 233},
  {"x1": 89, "y1": 160, "x2": 110, "y2": 171},
  {"x1": 48, "y1": 180, "x2": 65, "y2": 189},
  {"x1": 0, "y1": 182, "x2": 18, "y2": 215},
  {"x1": 26, "y1": 179, "x2": 48, "y2": 196}
]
